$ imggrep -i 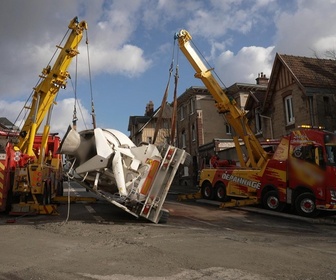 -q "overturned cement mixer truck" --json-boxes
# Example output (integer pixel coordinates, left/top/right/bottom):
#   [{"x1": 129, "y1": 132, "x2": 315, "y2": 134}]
[{"x1": 58, "y1": 126, "x2": 190, "y2": 223}]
